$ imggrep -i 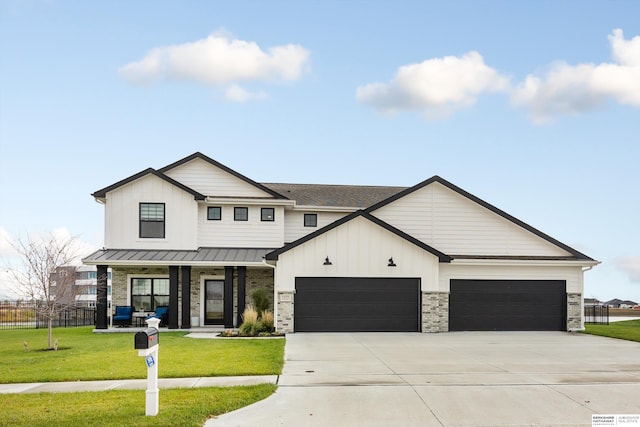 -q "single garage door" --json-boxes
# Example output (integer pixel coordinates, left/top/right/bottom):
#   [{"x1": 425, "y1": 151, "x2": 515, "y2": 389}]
[
  {"x1": 294, "y1": 277, "x2": 420, "y2": 332},
  {"x1": 449, "y1": 279, "x2": 567, "y2": 331}
]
